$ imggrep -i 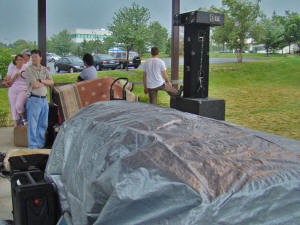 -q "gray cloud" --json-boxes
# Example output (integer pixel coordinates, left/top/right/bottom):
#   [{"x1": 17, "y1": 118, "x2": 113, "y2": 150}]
[{"x1": 0, "y1": 0, "x2": 299, "y2": 43}]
